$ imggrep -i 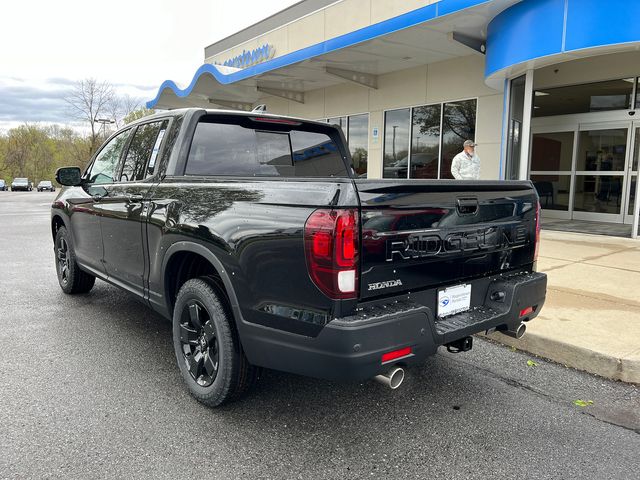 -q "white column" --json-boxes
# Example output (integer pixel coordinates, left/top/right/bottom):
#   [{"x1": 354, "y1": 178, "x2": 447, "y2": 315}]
[
  {"x1": 500, "y1": 79, "x2": 511, "y2": 180},
  {"x1": 518, "y1": 69, "x2": 535, "y2": 180}
]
